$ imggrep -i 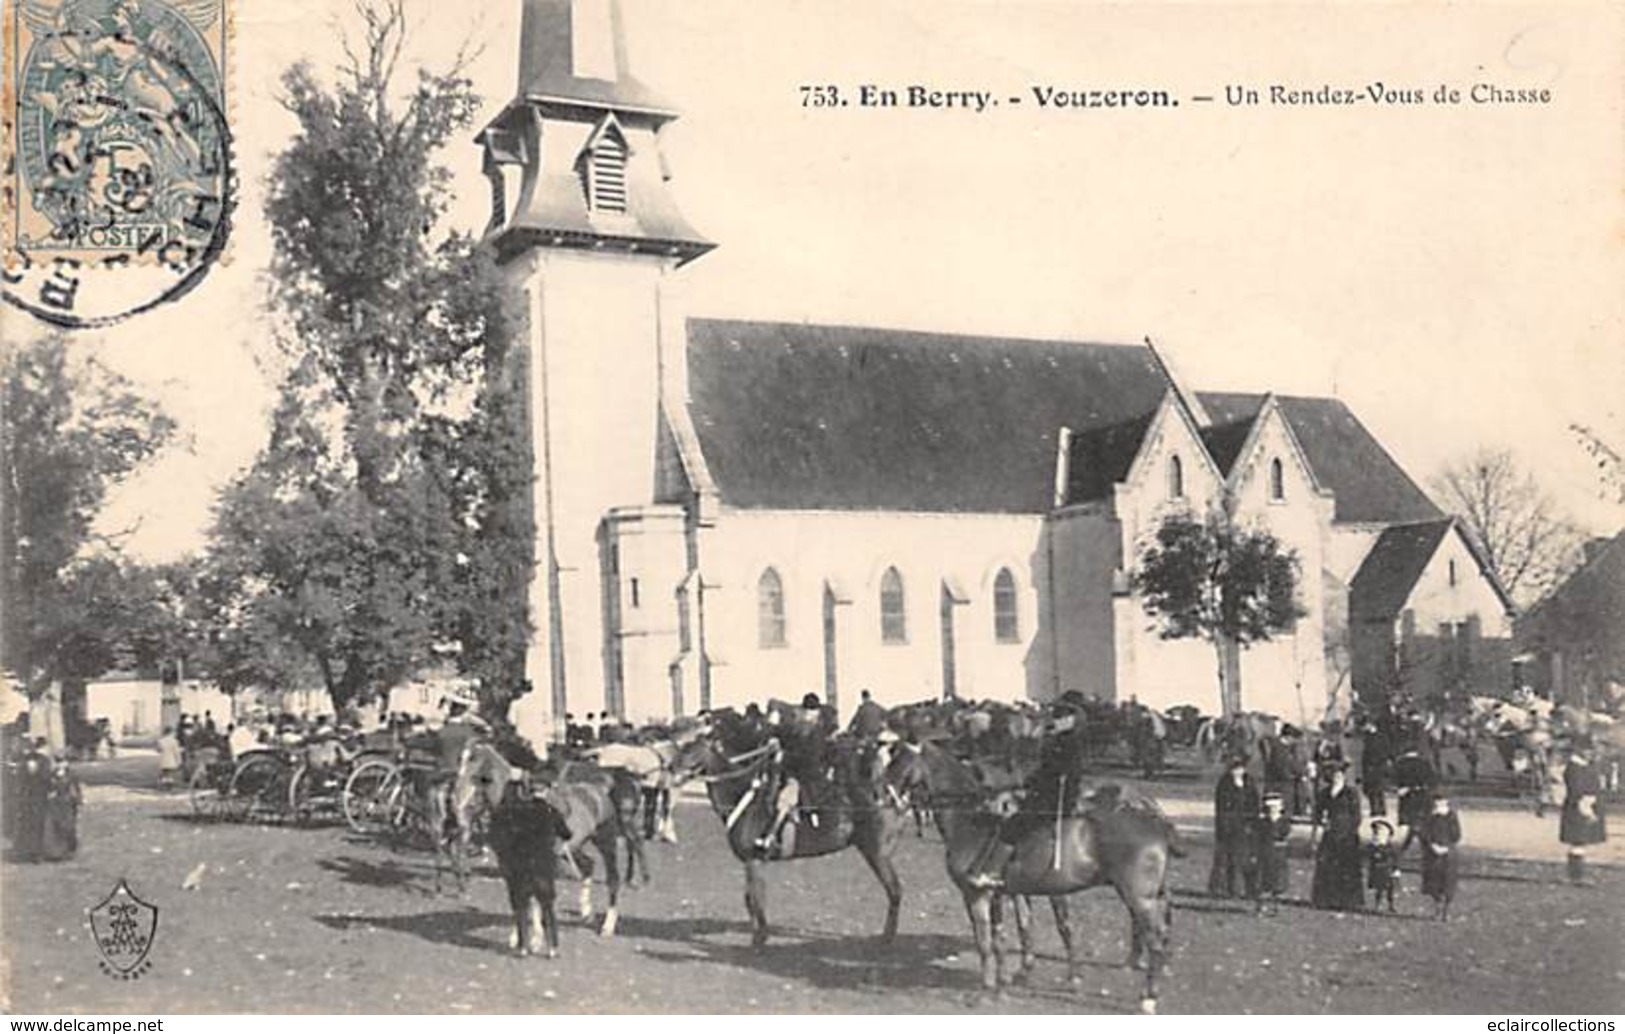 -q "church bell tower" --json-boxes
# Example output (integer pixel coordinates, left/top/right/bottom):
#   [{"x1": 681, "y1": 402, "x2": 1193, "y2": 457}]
[{"x1": 482, "y1": 0, "x2": 712, "y2": 737}]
